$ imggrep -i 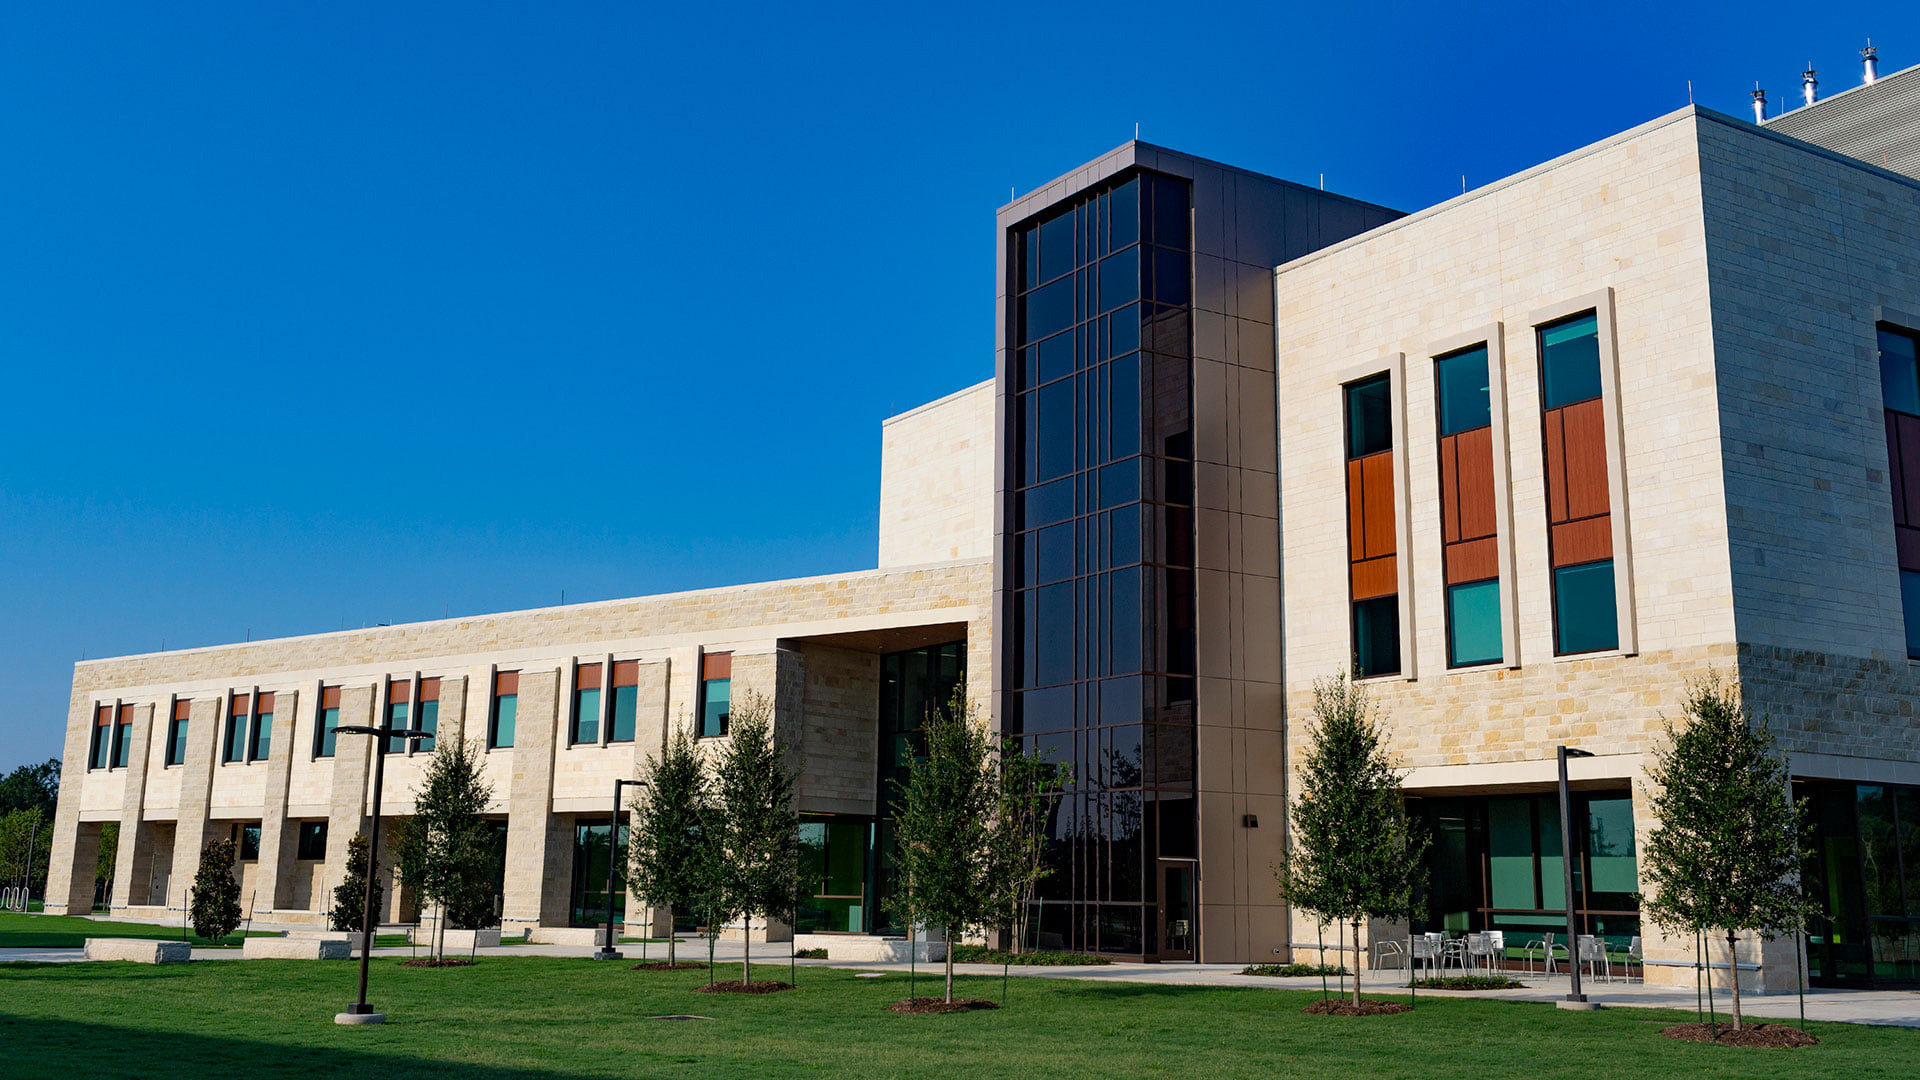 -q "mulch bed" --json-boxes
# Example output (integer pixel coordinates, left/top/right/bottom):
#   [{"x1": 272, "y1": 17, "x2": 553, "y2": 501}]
[
  {"x1": 693, "y1": 979, "x2": 794, "y2": 994},
  {"x1": 1303, "y1": 999, "x2": 1412, "y2": 1016},
  {"x1": 400, "y1": 958, "x2": 476, "y2": 968},
  {"x1": 629, "y1": 961, "x2": 707, "y2": 971},
  {"x1": 1660, "y1": 1022, "x2": 1820, "y2": 1048},
  {"x1": 887, "y1": 997, "x2": 1000, "y2": 1015}
]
